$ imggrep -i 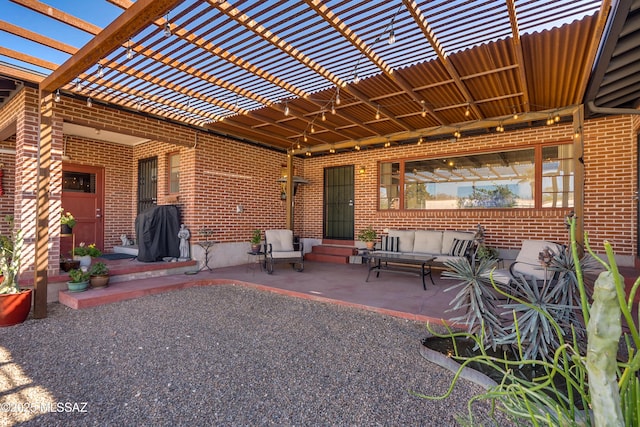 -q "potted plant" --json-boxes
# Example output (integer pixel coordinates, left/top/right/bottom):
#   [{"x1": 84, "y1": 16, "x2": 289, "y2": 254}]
[
  {"x1": 250, "y1": 229, "x2": 262, "y2": 253},
  {"x1": 72, "y1": 242, "x2": 102, "y2": 268},
  {"x1": 60, "y1": 210, "x2": 76, "y2": 235},
  {"x1": 67, "y1": 268, "x2": 90, "y2": 293},
  {"x1": 88, "y1": 262, "x2": 109, "y2": 288},
  {"x1": 357, "y1": 226, "x2": 378, "y2": 250},
  {"x1": 0, "y1": 215, "x2": 31, "y2": 327}
]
